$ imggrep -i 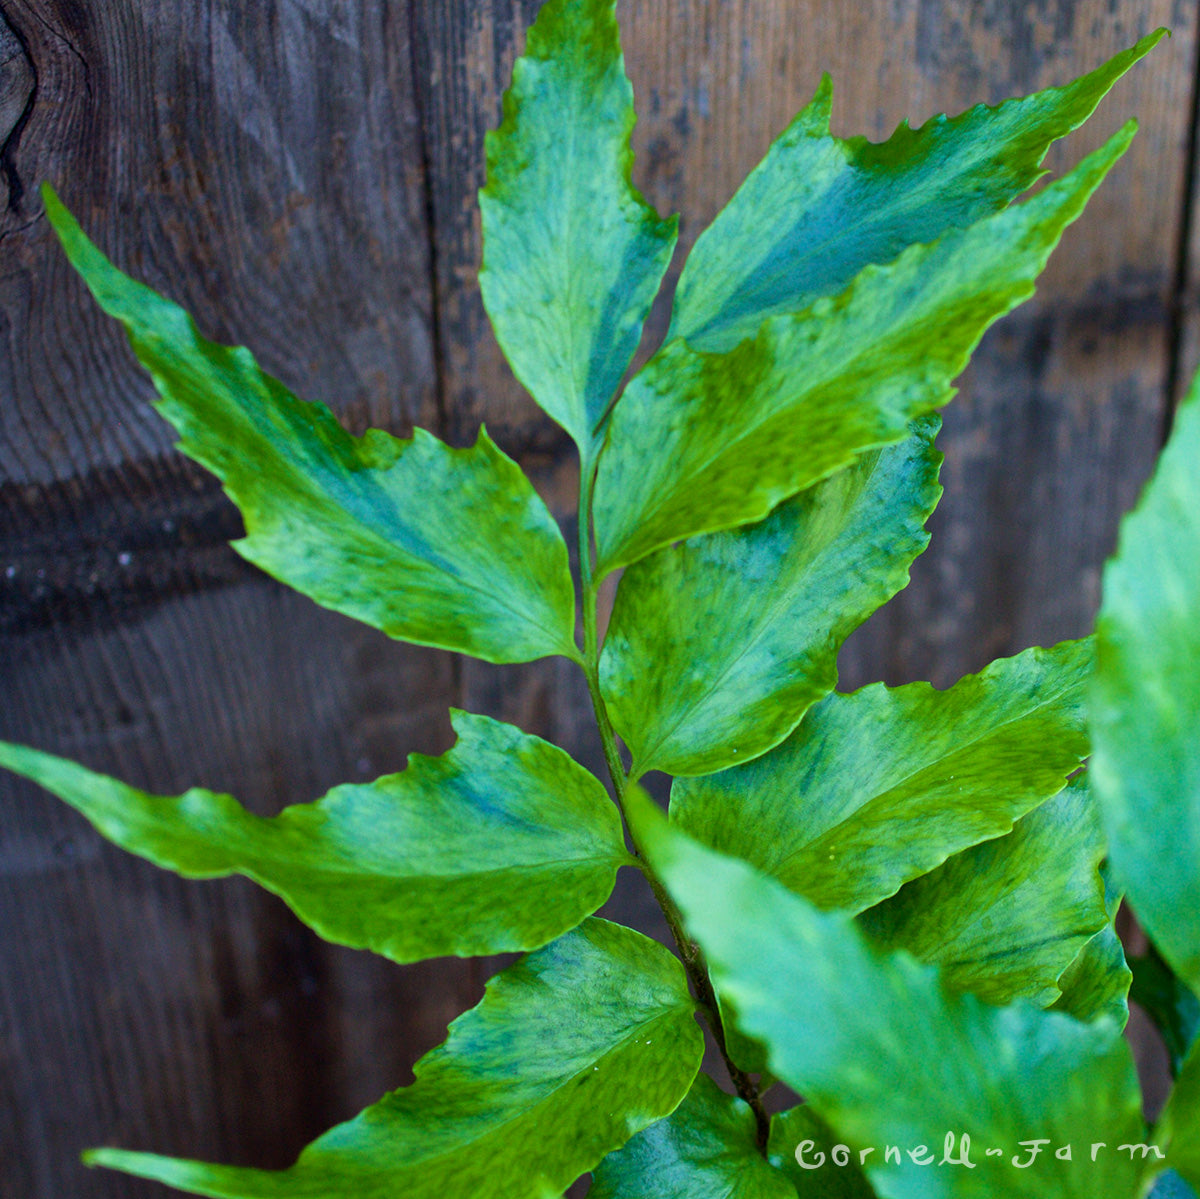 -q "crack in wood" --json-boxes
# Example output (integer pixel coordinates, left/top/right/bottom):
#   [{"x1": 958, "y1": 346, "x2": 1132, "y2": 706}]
[{"x1": 0, "y1": 9, "x2": 36, "y2": 216}]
